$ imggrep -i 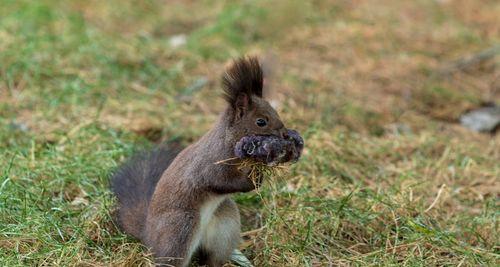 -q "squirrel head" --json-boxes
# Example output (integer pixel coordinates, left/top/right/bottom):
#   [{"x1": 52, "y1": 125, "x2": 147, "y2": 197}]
[{"x1": 222, "y1": 56, "x2": 288, "y2": 141}]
